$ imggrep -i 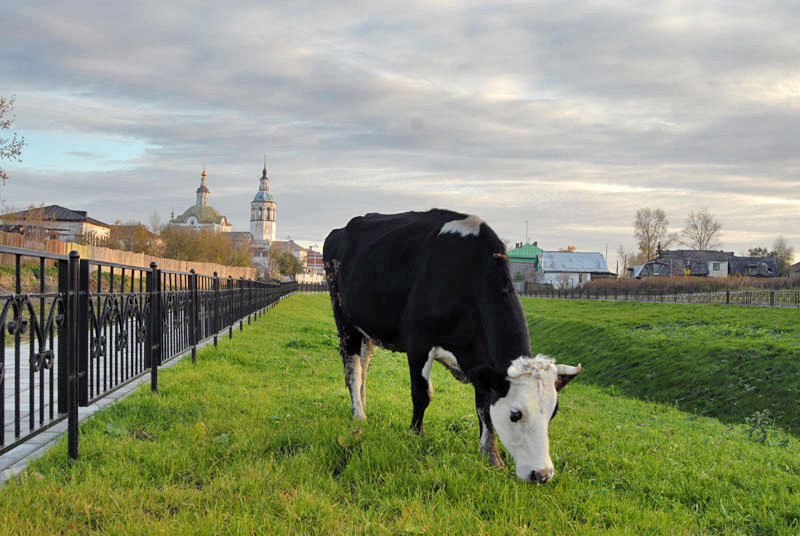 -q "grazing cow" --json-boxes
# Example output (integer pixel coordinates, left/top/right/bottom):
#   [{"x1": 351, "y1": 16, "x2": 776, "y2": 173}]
[{"x1": 323, "y1": 209, "x2": 581, "y2": 483}]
